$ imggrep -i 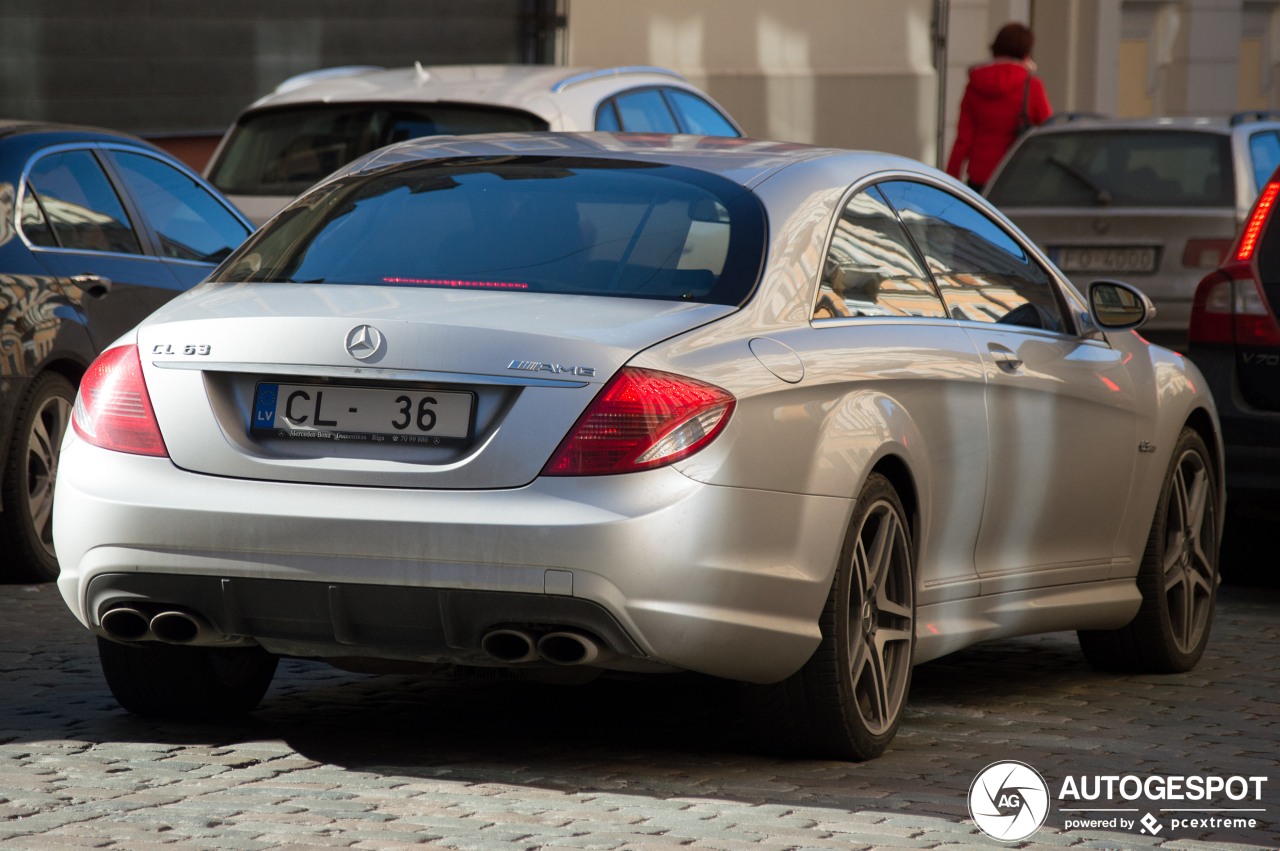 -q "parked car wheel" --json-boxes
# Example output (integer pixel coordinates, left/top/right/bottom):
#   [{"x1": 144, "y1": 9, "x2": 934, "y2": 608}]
[
  {"x1": 97, "y1": 637, "x2": 278, "y2": 721},
  {"x1": 757, "y1": 473, "x2": 916, "y2": 760},
  {"x1": 1079, "y1": 428, "x2": 1219, "y2": 673},
  {"x1": 1, "y1": 372, "x2": 76, "y2": 583}
]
